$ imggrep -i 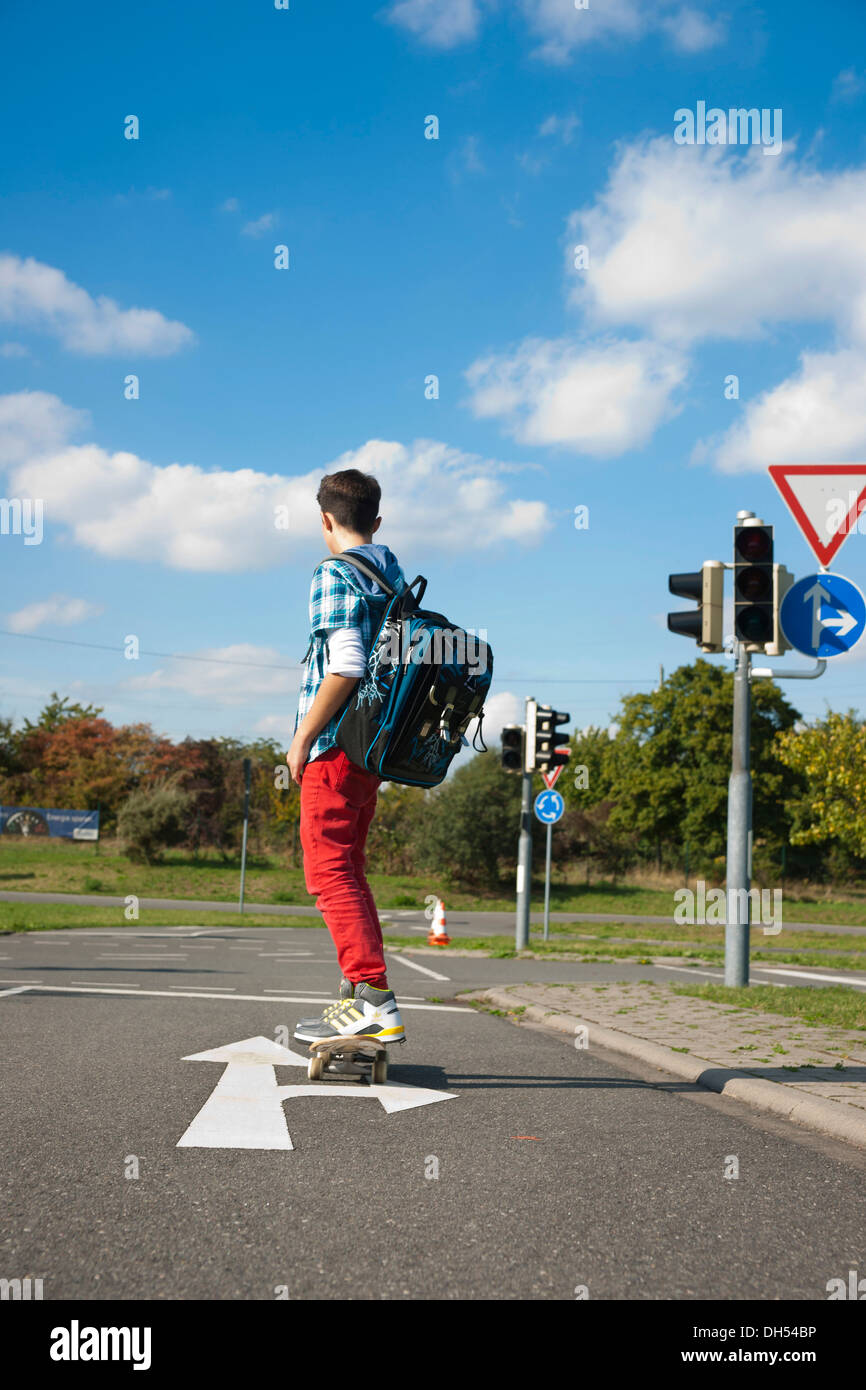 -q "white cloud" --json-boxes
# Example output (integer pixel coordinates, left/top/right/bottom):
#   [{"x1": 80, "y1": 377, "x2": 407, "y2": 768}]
[
  {"x1": 384, "y1": 0, "x2": 483, "y2": 48},
  {"x1": 127, "y1": 646, "x2": 300, "y2": 706},
  {"x1": 538, "y1": 113, "x2": 579, "y2": 144},
  {"x1": 660, "y1": 6, "x2": 726, "y2": 52},
  {"x1": 255, "y1": 712, "x2": 296, "y2": 736},
  {"x1": 570, "y1": 139, "x2": 866, "y2": 347},
  {"x1": 465, "y1": 337, "x2": 686, "y2": 454},
  {"x1": 386, "y1": 0, "x2": 724, "y2": 59},
  {"x1": 831, "y1": 68, "x2": 866, "y2": 103},
  {"x1": 0, "y1": 255, "x2": 194, "y2": 356},
  {"x1": 0, "y1": 390, "x2": 88, "y2": 467},
  {"x1": 476, "y1": 689, "x2": 524, "y2": 745},
  {"x1": 0, "y1": 341, "x2": 30, "y2": 358},
  {"x1": 522, "y1": 0, "x2": 725, "y2": 63},
  {"x1": 220, "y1": 197, "x2": 240, "y2": 212},
  {"x1": 6, "y1": 594, "x2": 104, "y2": 634},
  {"x1": 242, "y1": 212, "x2": 276, "y2": 238},
  {"x1": 708, "y1": 349, "x2": 866, "y2": 473},
  {"x1": 1, "y1": 394, "x2": 552, "y2": 569}
]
